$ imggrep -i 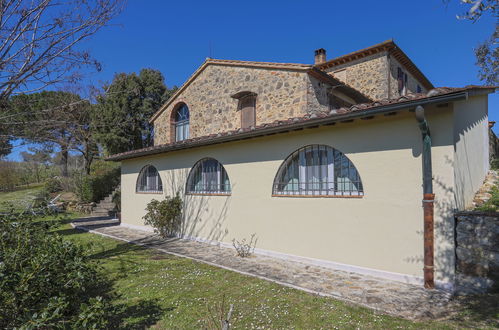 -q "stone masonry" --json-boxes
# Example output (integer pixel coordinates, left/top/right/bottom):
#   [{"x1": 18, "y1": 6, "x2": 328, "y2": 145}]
[
  {"x1": 454, "y1": 171, "x2": 499, "y2": 294},
  {"x1": 153, "y1": 45, "x2": 431, "y2": 145},
  {"x1": 154, "y1": 64, "x2": 331, "y2": 145},
  {"x1": 324, "y1": 52, "x2": 427, "y2": 101},
  {"x1": 325, "y1": 52, "x2": 390, "y2": 101},
  {"x1": 455, "y1": 212, "x2": 499, "y2": 294}
]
